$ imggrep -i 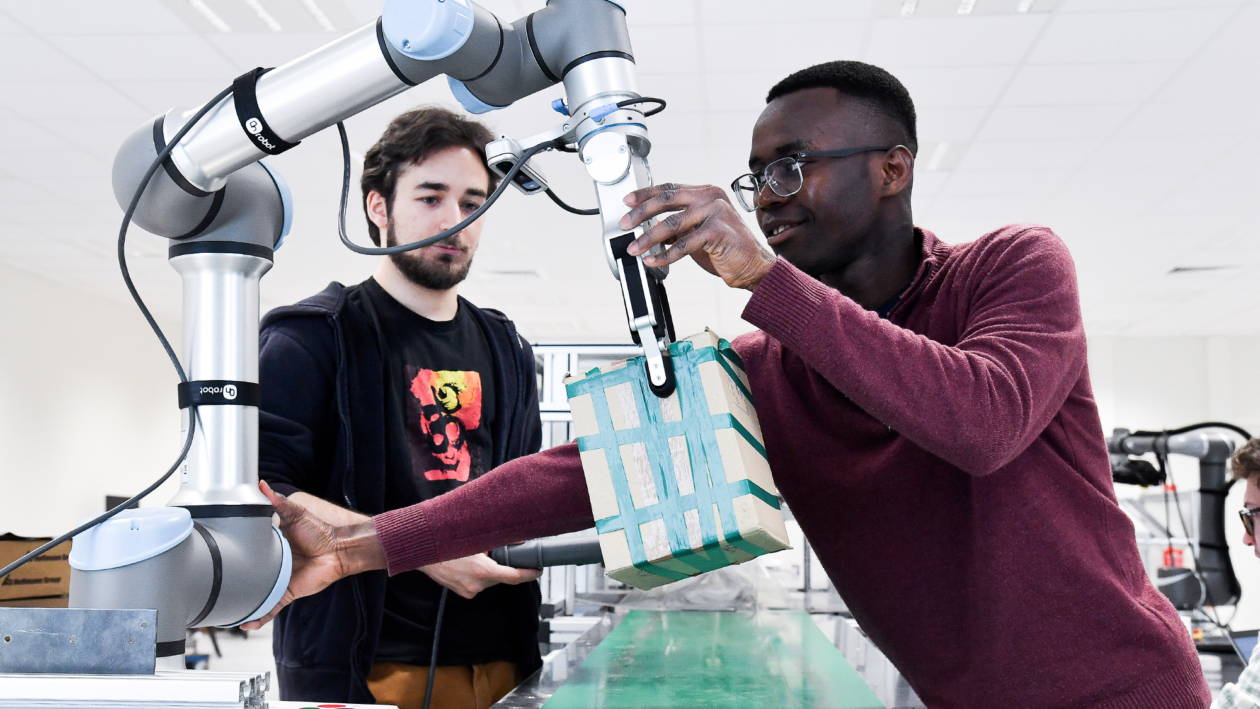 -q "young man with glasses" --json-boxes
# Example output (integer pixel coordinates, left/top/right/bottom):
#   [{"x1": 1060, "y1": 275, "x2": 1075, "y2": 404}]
[
  {"x1": 1215, "y1": 439, "x2": 1260, "y2": 708},
  {"x1": 246, "y1": 62, "x2": 1209, "y2": 707}
]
